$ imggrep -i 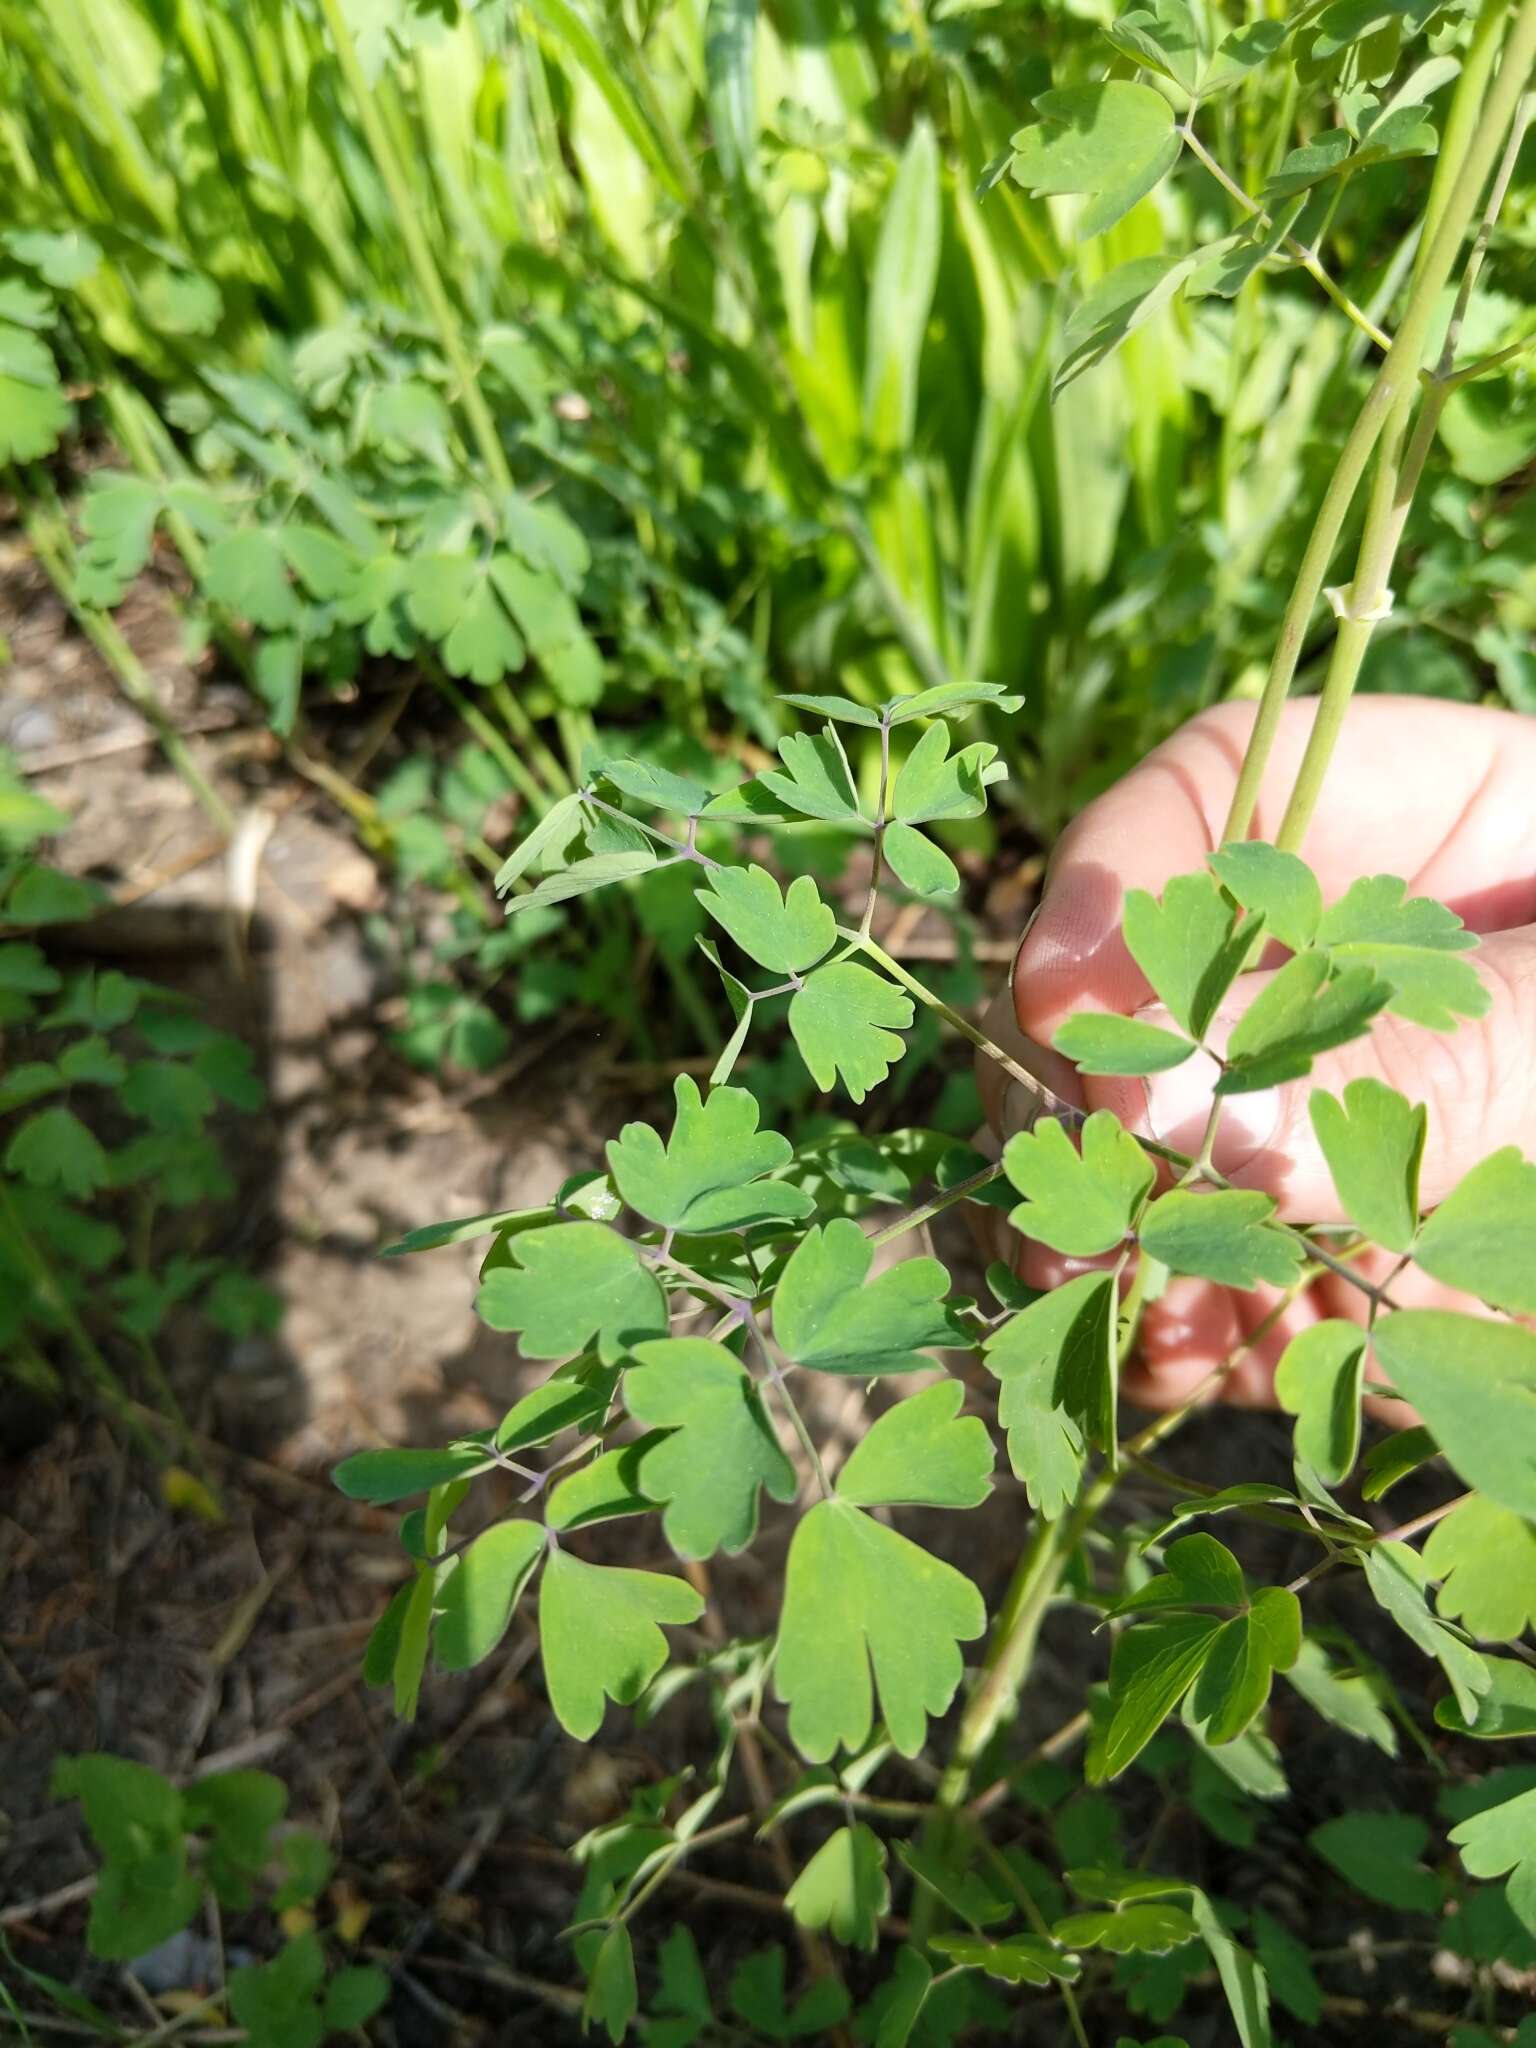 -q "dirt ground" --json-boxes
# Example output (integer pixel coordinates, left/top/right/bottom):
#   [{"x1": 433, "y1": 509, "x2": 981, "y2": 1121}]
[{"x1": 1, "y1": 550, "x2": 1529, "y2": 2045}]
